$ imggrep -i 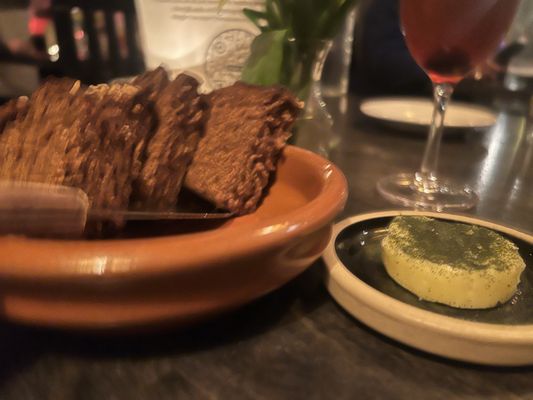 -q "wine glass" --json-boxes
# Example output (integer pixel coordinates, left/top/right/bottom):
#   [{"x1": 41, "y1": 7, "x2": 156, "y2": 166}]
[{"x1": 377, "y1": 0, "x2": 521, "y2": 210}]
